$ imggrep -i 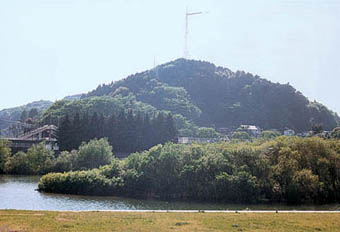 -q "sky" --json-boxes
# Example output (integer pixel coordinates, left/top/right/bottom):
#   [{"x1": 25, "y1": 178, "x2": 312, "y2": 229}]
[{"x1": 0, "y1": 0, "x2": 340, "y2": 113}]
